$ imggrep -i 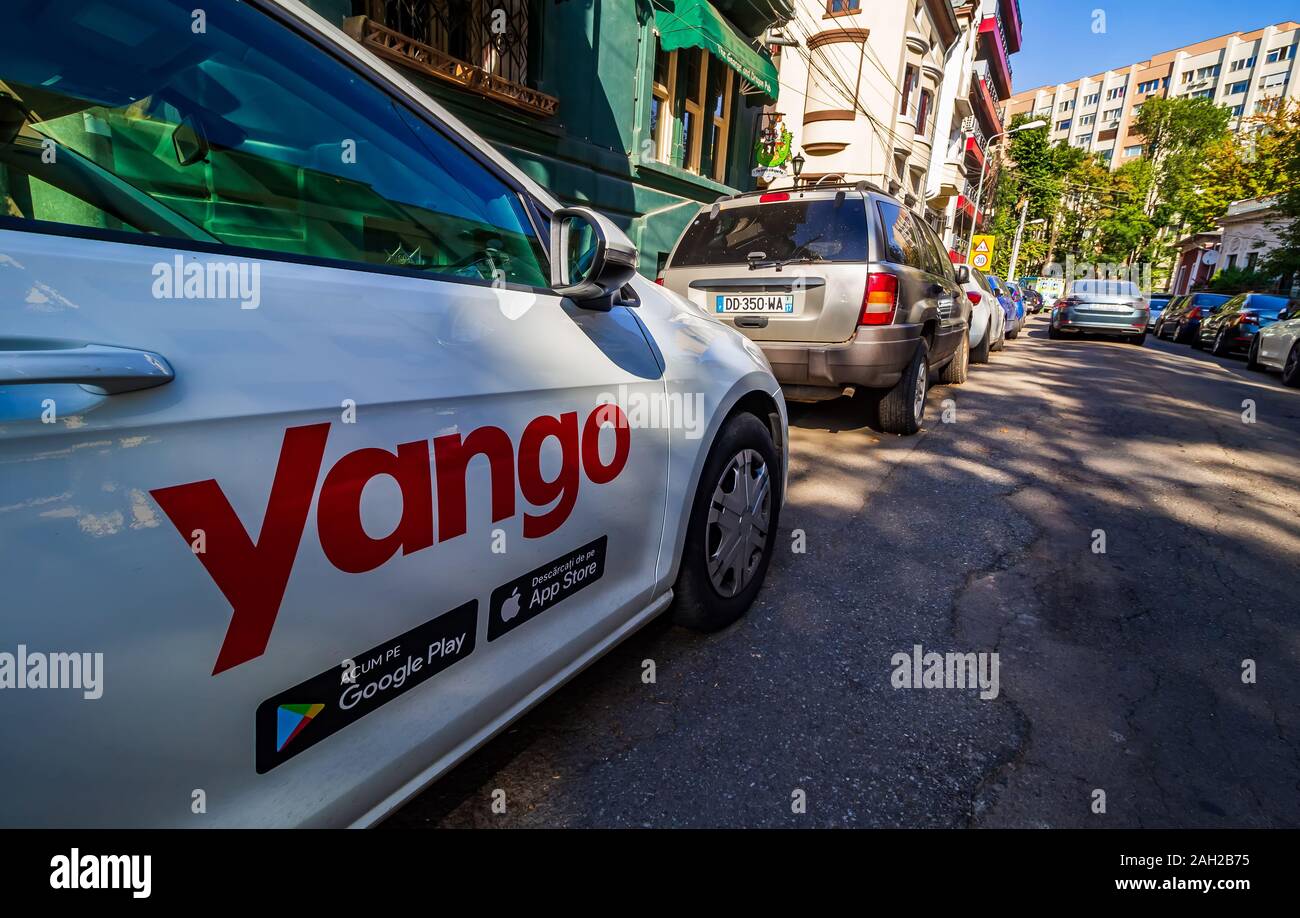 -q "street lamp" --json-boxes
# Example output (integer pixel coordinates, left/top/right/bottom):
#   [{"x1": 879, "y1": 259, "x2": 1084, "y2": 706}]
[
  {"x1": 965, "y1": 119, "x2": 1047, "y2": 264},
  {"x1": 791, "y1": 150, "x2": 805, "y2": 186}
]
